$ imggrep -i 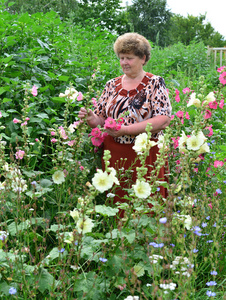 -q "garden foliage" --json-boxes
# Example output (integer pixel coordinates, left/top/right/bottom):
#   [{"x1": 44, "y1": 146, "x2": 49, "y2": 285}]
[{"x1": 0, "y1": 2, "x2": 226, "y2": 299}]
